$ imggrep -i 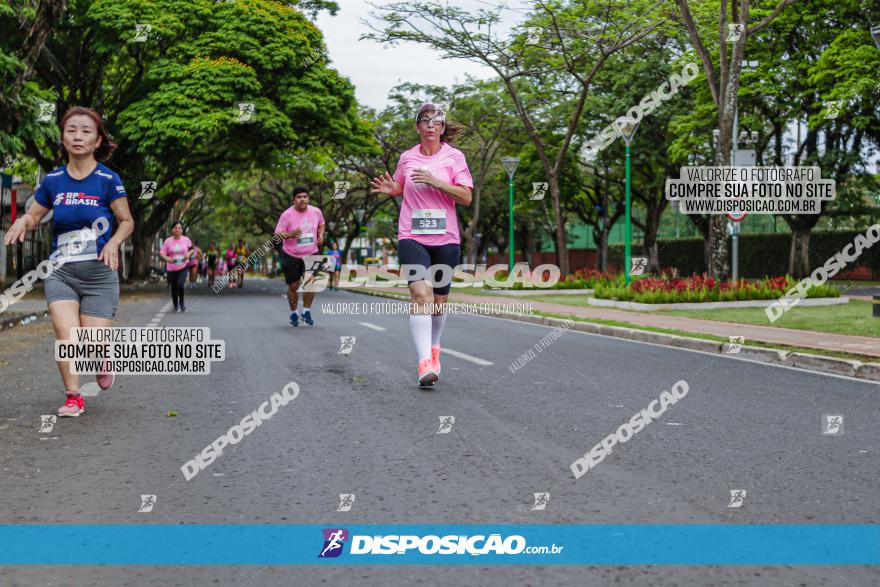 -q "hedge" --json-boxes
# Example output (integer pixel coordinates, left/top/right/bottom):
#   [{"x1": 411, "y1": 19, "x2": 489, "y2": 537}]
[{"x1": 608, "y1": 230, "x2": 879, "y2": 278}]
